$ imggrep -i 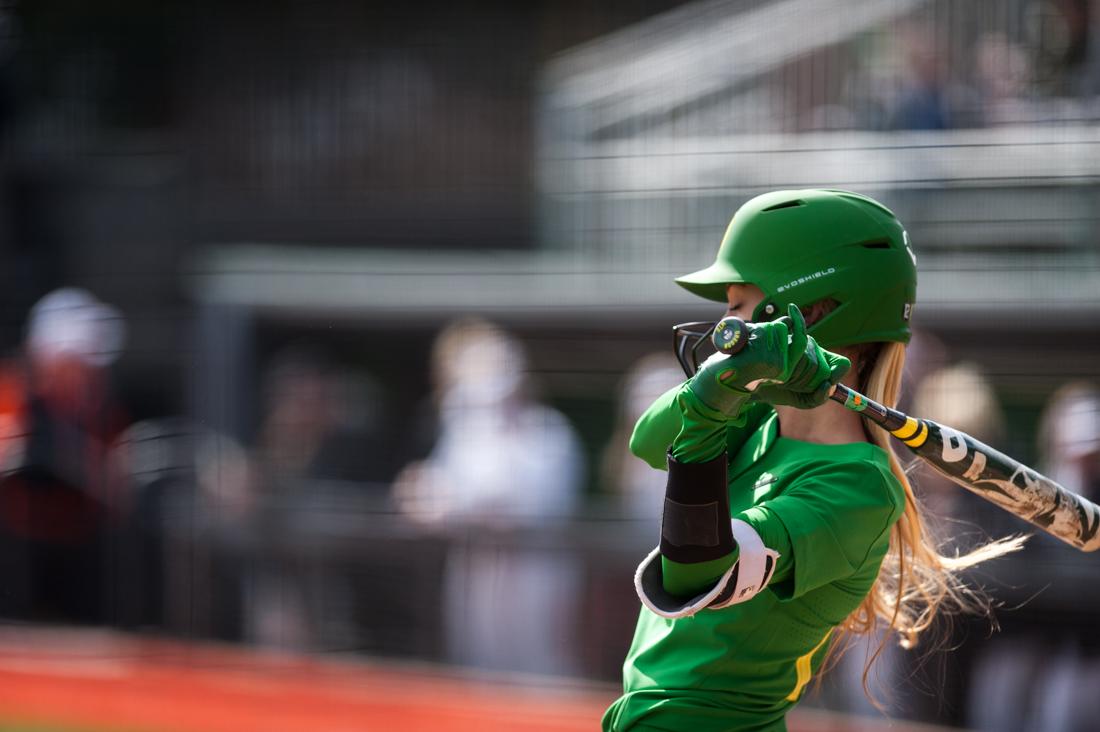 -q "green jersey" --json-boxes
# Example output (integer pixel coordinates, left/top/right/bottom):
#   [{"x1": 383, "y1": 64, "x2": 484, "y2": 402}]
[{"x1": 604, "y1": 390, "x2": 905, "y2": 732}]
